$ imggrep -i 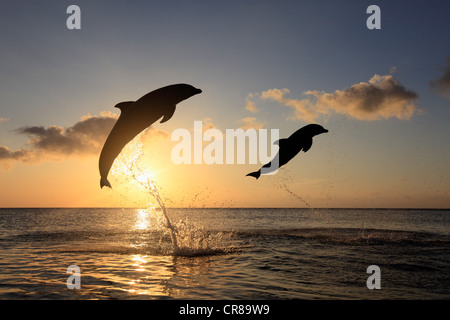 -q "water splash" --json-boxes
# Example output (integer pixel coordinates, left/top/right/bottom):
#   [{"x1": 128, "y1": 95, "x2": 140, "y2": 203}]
[
  {"x1": 111, "y1": 133, "x2": 234, "y2": 256},
  {"x1": 111, "y1": 133, "x2": 178, "y2": 251},
  {"x1": 277, "y1": 175, "x2": 341, "y2": 240},
  {"x1": 279, "y1": 182, "x2": 328, "y2": 220}
]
